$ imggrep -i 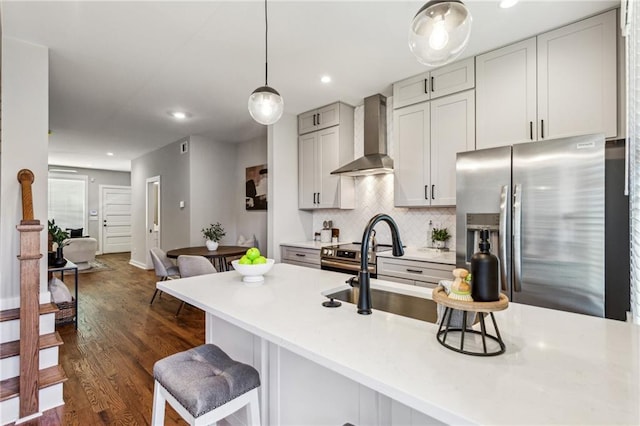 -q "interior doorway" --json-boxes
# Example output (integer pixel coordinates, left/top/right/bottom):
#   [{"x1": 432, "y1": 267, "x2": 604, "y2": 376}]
[
  {"x1": 99, "y1": 185, "x2": 132, "y2": 254},
  {"x1": 146, "y1": 176, "x2": 161, "y2": 269}
]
